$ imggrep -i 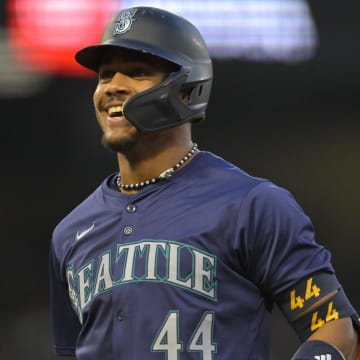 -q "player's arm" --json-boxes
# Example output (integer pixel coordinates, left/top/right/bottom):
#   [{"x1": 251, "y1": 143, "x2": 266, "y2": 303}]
[
  {"x1": 290, "y1": 317, "x2": 359, "y2": 360},
  {"x1": 275, "y1": 272, "x2": 360, "y2": 359},
  {"x1": 49, "y1": 244, "x2": 81, "y2": 358},
  {"x1": 306, "y1": 317, "x2": 358, "y2": 359}
]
